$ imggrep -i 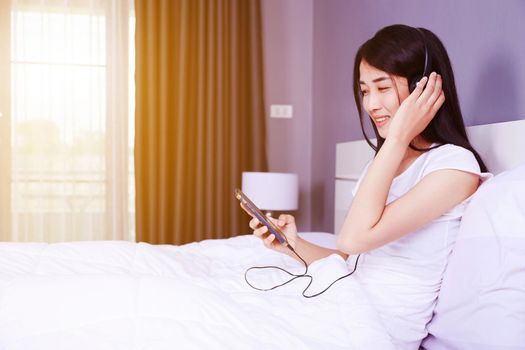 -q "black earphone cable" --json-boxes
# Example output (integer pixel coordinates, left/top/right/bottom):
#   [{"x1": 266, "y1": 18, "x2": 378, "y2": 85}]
[{"x1": 244, "y1": 244, "x2": 361, "y2": 298}]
